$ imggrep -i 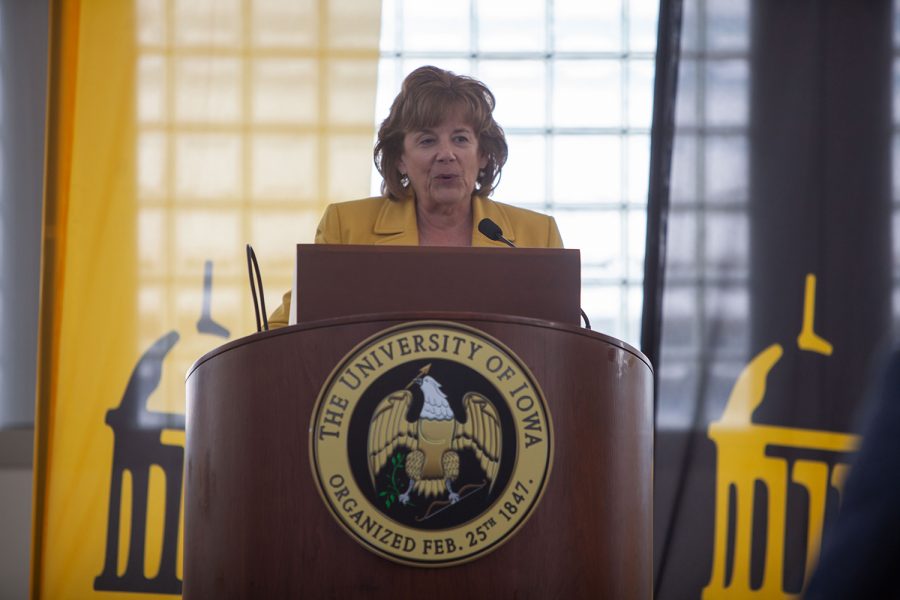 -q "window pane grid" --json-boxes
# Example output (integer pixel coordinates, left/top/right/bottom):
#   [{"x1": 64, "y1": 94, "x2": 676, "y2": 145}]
[
  {"x1": 376, "y1": 0, "x2": 659, "y2": 345},
  {"x1": 660, "y1": 0, "x2": 751, "y2": 374},
  {"x1": 136, "y1": 0, "x2": 379, "y2": 378}
]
